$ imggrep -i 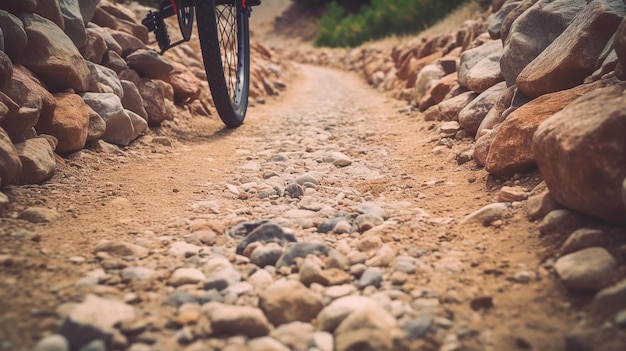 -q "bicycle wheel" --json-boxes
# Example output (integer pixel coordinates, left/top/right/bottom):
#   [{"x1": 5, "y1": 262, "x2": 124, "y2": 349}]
[{"x1": 195, "y1": 0, "x2": 250, "y2": 128}]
